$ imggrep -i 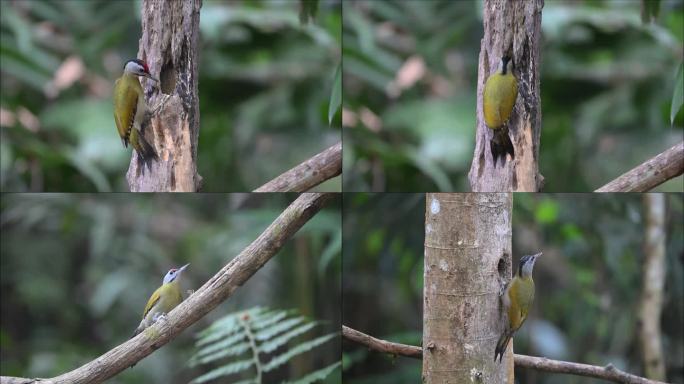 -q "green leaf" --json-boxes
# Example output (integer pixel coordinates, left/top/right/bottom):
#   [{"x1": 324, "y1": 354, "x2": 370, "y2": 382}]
[
  {"x1": 671, "y1": 62, "x2": 683, "y2": 127},
  {"x1": 283, "y1": 362, "x2": 341, "y2": 384},
  {"x1": 328, "y1": 63, "x2": 341, "y2": 125},
  {"x1": 189, "y1": 359, "x2": 254, "y2": 384},
  {"x1": 262, "y1": 333, "x2": 337, "y2": 372}
]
